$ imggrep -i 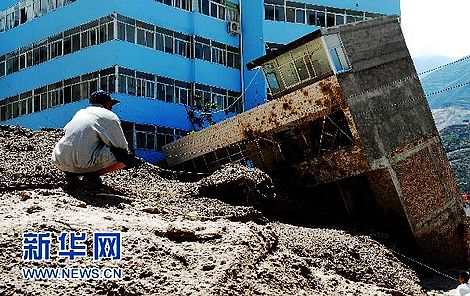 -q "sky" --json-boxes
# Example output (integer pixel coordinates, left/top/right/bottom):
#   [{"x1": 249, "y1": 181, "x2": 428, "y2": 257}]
[{"x1": 400, "y1": 0, "x2": 470, "y2": 59}]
